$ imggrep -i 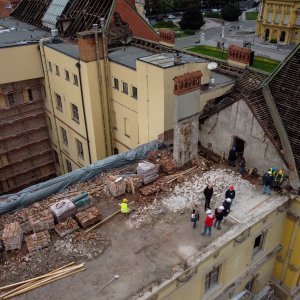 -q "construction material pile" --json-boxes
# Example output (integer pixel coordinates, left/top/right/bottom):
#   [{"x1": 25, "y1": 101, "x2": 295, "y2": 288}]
[
  {"x1": 75, "y1": 206, "x2": 102, "y2": 228},
  {"x1": 25, "y1": 231, "x2": 51, "y2": 252},
  {"x1": 124, "y1": 175, "x2": 143, "y2": 193},
  {"x1": 54, "y1": 218, "x2": 79, "y2": 238},
  {"x1": 29, "y1": 210, "x2": 54, "y2": 233},
  {"x1": 107, "y1": 176, "x2": 127, "y2": 197},
  {"x1": 50, "y1": 199, "x2": 77, "y2": 223},
  {"x1": 137, "y1": 162, "x2": 159, "y2": 184},
  {"x1": 2, "y1": 222, "x2": 23, "y2": 250},
  {"x1": 147, "y1": 150, "x2": 177, "y2": 174}
]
